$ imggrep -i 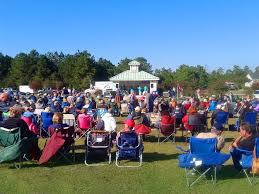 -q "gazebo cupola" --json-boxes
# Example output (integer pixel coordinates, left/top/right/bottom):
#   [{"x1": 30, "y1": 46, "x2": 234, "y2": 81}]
[{"x1": 129, "y1": 60, "x2": 140, "y2": 72}]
